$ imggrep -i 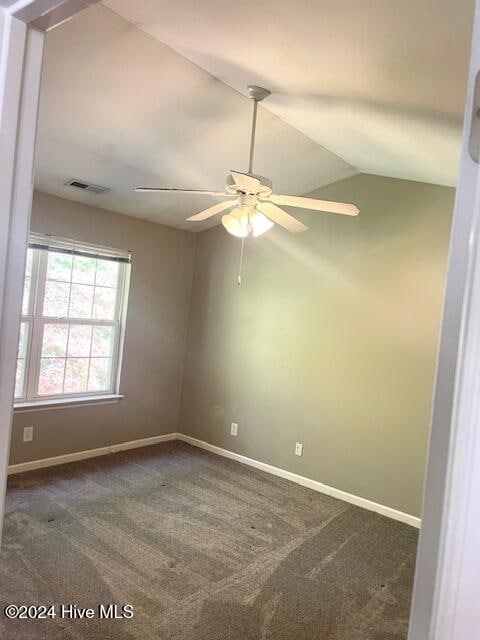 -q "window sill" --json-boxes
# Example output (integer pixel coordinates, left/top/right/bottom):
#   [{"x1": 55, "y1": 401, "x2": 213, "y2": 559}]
[{"x1": 13, "y1": 394, "x2": 124, "y2": 413}]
